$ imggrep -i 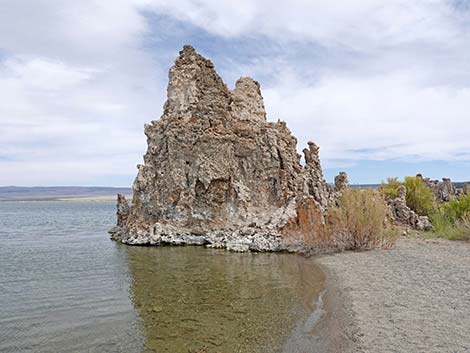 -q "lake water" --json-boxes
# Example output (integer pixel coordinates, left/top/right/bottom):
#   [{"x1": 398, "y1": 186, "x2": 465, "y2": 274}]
[{"x1": 0, "y1": 201, "x2": 325, "y2": 353}]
